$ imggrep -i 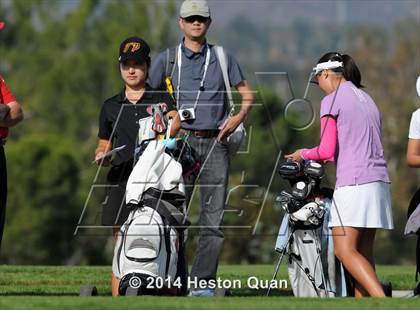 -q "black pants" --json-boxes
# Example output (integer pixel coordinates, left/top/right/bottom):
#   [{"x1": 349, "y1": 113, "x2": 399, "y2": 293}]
[
  {"x1": 0, "y1": 146, "x2": 7, "y2": 252},
  {"x1": 101, "y1": 162, "x2": 133, "y2": 227}
]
